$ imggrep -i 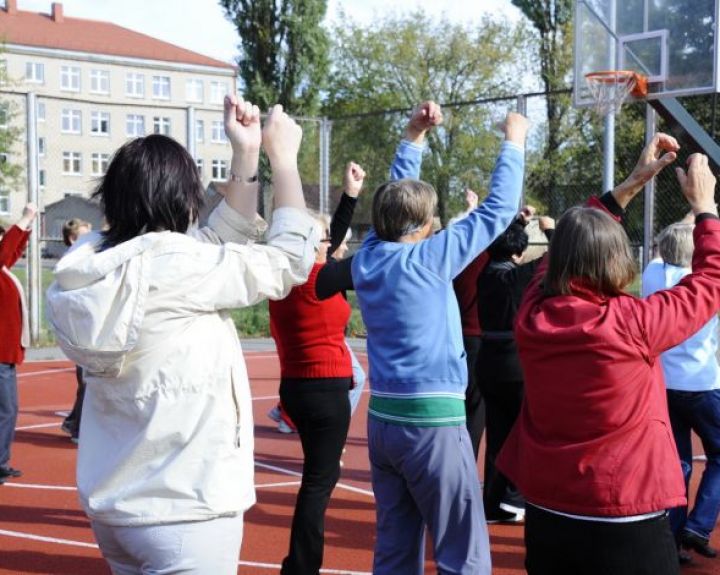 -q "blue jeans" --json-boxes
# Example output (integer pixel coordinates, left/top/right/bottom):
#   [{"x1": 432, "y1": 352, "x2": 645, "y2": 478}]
[
  {"x1": 347, "y1": 343, "x2": 366, "y2": 416},
  {"x1": 0, "y1": 363, "x2": 18, "y2": 467},
  {"x1": 667, "y1": 389, "x2": 720, "y2": 540},
  {"x1": 368, "y1": 420, "x2": 491, "y2": 575}
]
